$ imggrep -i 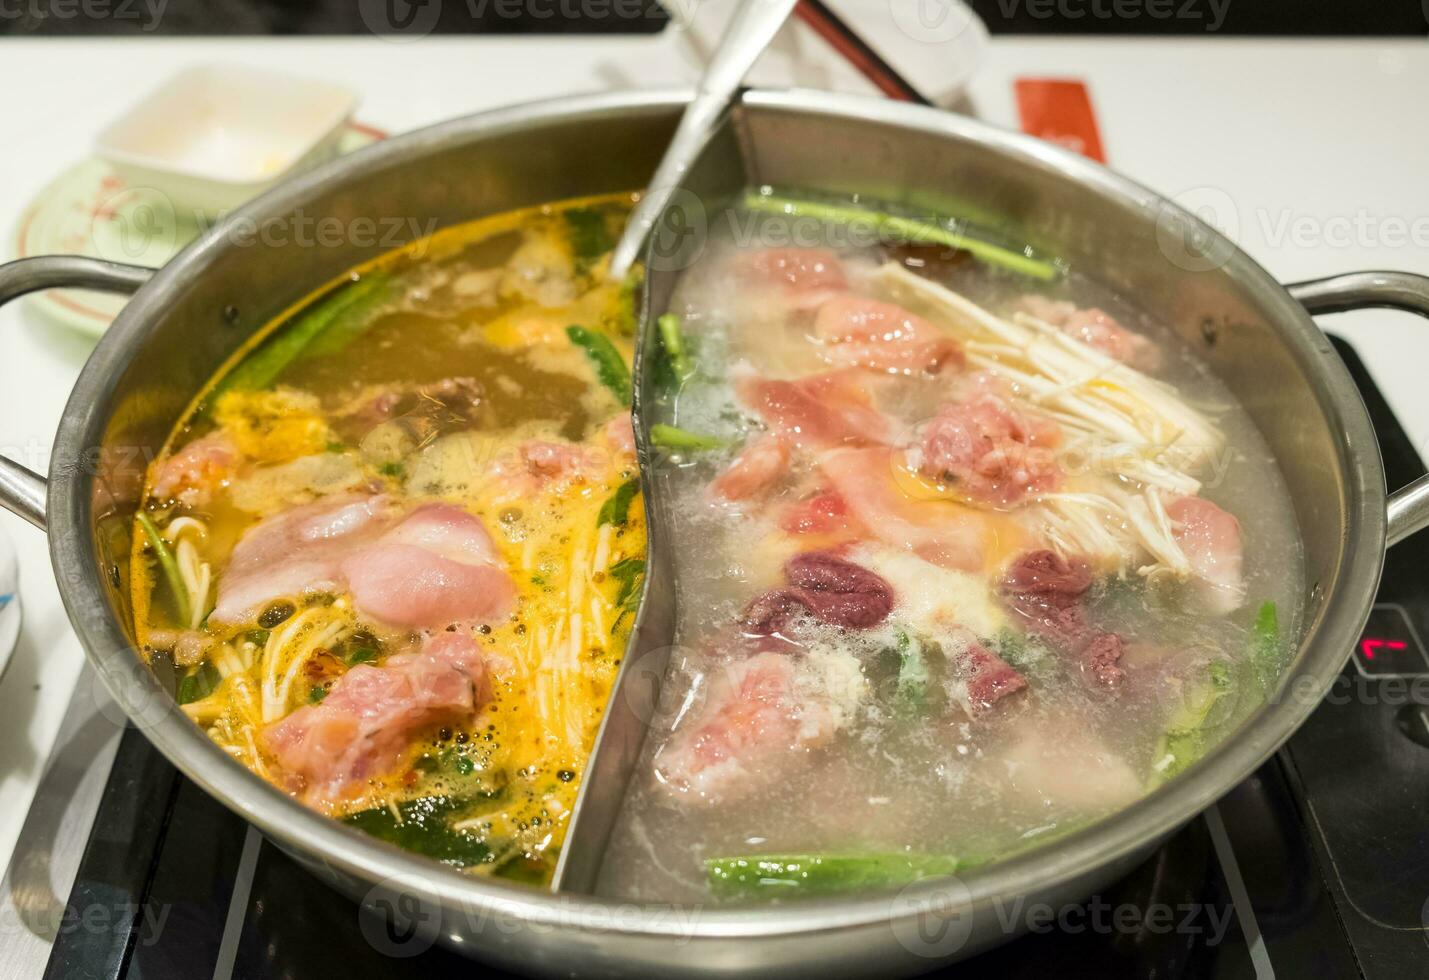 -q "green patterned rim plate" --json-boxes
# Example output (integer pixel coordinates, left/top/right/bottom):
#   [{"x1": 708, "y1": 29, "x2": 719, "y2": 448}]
[{"x1": 10, "y1": 121, "x2": 386, "y2": 337}]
